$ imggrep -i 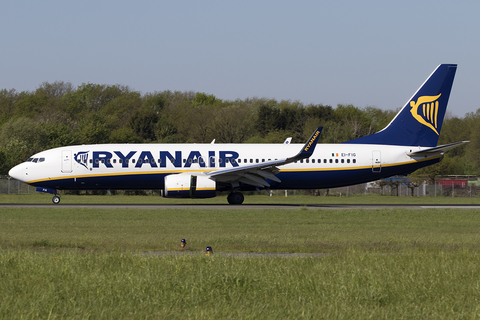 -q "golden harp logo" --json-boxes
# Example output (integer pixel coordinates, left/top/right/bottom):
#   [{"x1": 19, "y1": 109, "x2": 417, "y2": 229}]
[{"x1": 409, "y1": 94, "x2": 441, "y2": 135}]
